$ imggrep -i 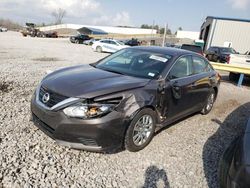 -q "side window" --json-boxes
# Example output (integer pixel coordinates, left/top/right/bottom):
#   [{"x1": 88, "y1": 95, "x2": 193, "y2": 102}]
[
  {"x1": 110, "y1": 41, "x2": 118, "y2": 45},
  {"x1": 168, "y1": 56, "x2": 193, "y2": 80},
  {"x1": 192, "y1": 56, "x2": 213, "y2": 74},
  {"x1": 101, "y1": 40, "x2": 109, "y2": 44}
]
